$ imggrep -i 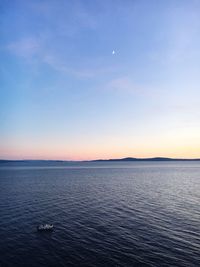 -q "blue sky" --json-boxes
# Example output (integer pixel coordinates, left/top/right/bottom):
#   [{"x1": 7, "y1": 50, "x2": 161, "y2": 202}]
[{"x1": 1, "y1": 0, "x2": 200, "y2": 159}]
